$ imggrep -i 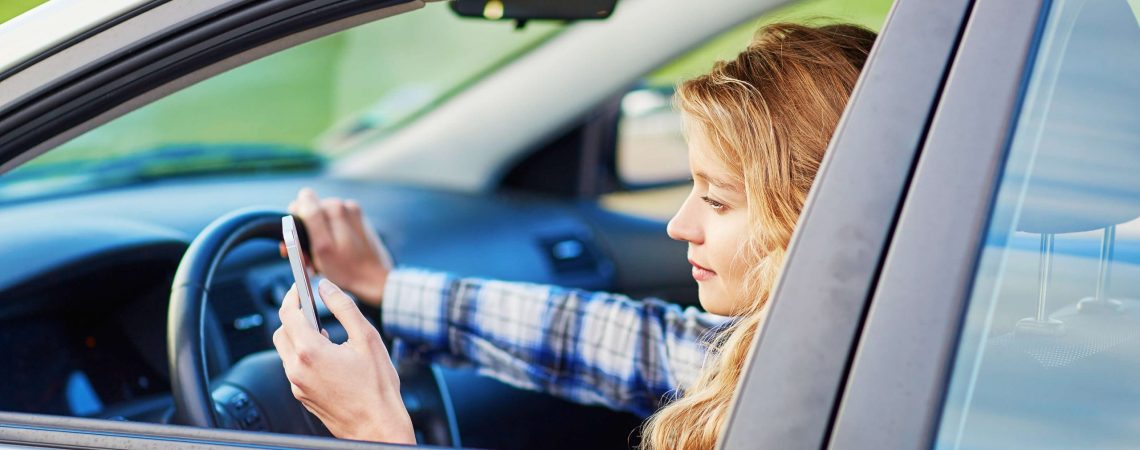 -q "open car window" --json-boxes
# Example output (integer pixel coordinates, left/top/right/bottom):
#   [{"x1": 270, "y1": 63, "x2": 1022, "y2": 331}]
[{"x1": 0, "y1": 5, "x2": 563, "y2": 204}]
